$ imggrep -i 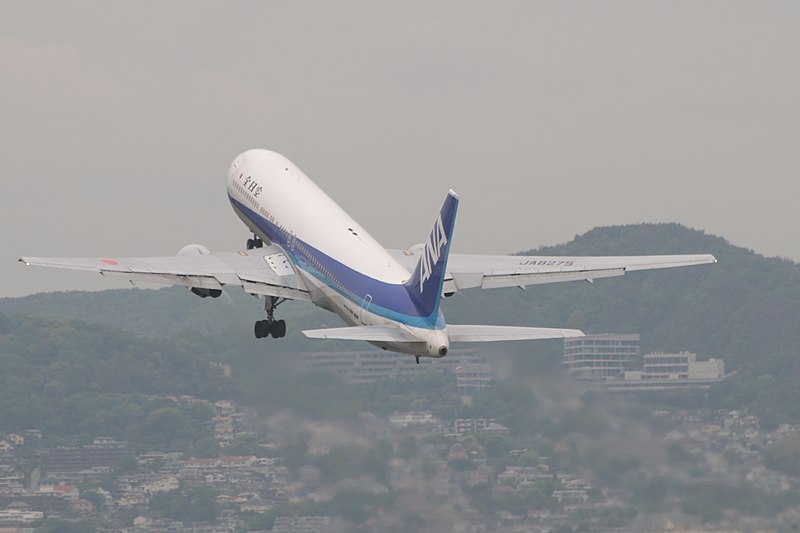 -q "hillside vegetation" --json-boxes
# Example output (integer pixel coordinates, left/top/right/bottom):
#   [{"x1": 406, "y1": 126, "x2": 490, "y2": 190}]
[
  {"x1": 0, "y1": 314, "x2": 234, "y2": 448},
  {"x1": 3, "y1": 223, "x2": 799, "y2": 426}
]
